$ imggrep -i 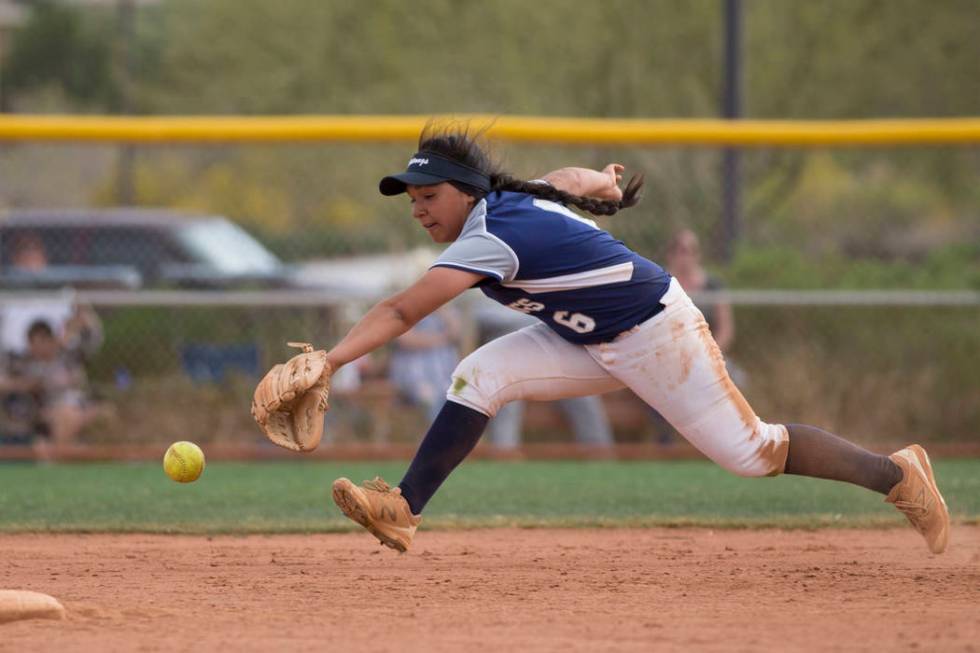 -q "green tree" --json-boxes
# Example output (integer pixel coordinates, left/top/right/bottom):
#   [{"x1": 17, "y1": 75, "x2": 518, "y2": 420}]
[
  {"x1": 1, "y1": 1, "x2": 117, "y2": 110},
  {"x1": 5, "y1": 0, "x2": 977, "y2": 278}
]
